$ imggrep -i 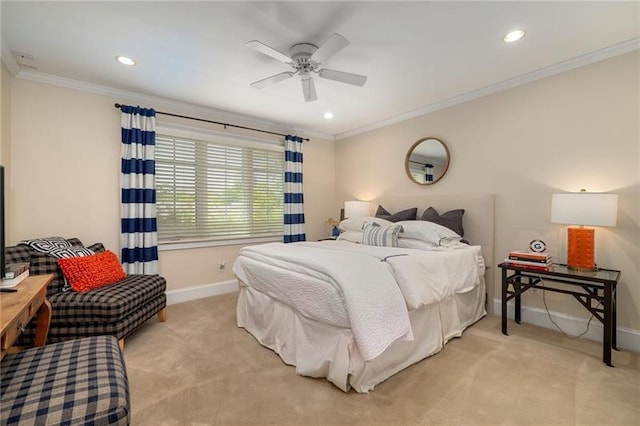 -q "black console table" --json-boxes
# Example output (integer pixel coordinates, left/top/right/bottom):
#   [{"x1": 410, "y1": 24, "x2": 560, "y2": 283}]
[{"x1": 498, "y1": 262, "x2": 621, "y2": 367}]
